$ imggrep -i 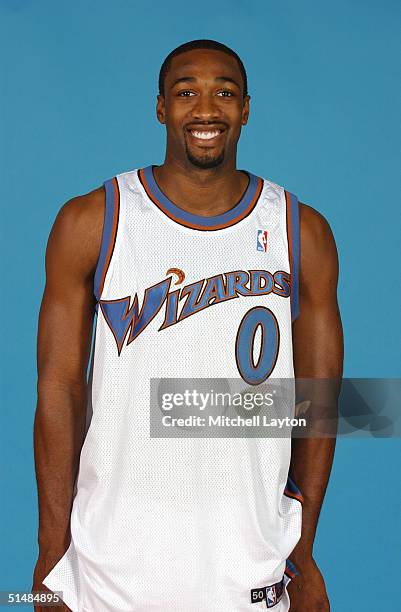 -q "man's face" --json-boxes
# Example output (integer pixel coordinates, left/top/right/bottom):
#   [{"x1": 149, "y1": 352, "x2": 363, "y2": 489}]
[{"x1": 157, "y1": 49, "x2": 250, "y2": 169}]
